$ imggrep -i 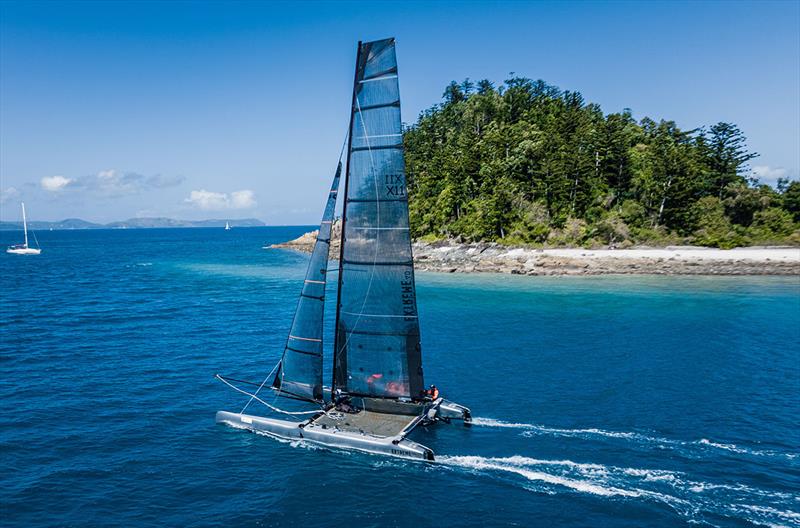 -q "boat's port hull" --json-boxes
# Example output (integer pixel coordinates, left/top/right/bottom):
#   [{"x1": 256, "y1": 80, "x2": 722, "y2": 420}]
[
  {"x1": 6, "y1": 248, "x2": 41, "y2": 255},
  {"x1": 215, "y1": 410, "x2": 435, "y2": 461}
]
